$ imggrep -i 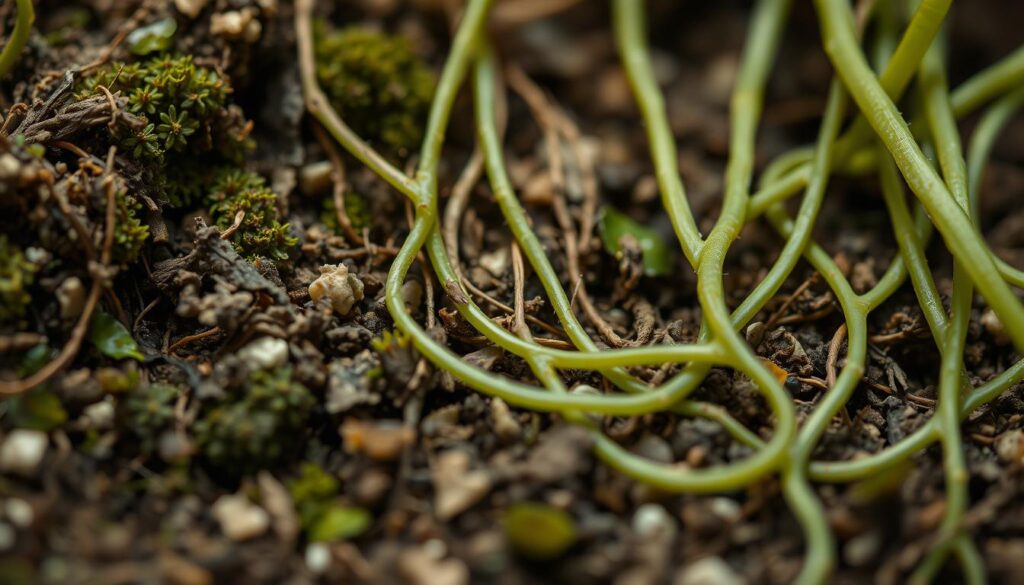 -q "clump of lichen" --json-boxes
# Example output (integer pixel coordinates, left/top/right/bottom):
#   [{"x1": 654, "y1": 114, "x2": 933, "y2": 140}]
[
  {"x1": 77, "y1": 54, "x2": 253, "y2": 207},
  {"x1": 0, "y1": 236, "x2": 37, "y2": 324},
  {"x1": 194, "y1": 367, "x2": 314, "y2": 473},
  {"x1": 314, "y1": 24, "x2": 435, "y2": 157},
  {"x1": 207, "y1": 169, "x2": 297, "y2": 260}
]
